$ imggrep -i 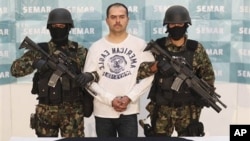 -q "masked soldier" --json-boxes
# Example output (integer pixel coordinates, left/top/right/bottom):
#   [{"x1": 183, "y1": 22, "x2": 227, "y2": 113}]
[
  {"x1": 11, "y1": 8, "x2": 97, "y2": 137},
  {"x1": 138, "y1": 5, "x2": 215, "y2": 137}
]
